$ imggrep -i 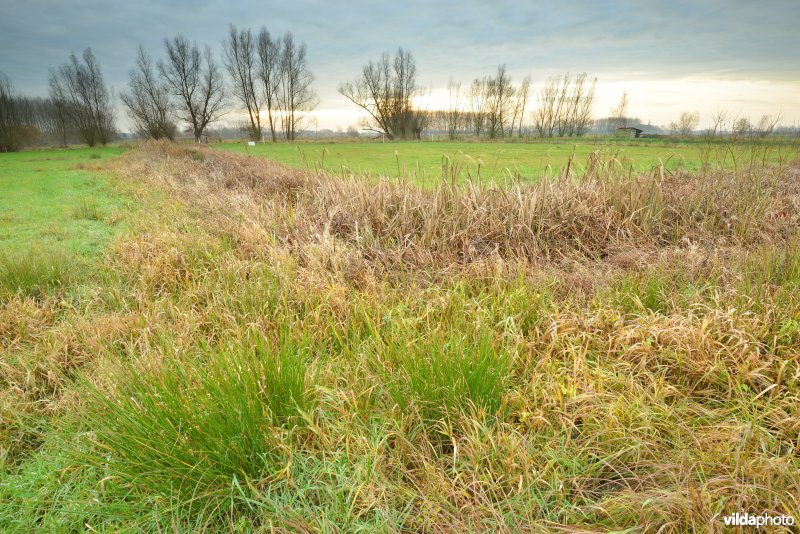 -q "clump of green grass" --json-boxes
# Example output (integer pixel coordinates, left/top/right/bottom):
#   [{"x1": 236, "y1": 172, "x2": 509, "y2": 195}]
[
  {"x1": 0, "y1": 248, "x2": 76, "y2": 299},
  {"x1": 77, "y1": 331, "x2": 315, "y2": 514},
  {"x1": 381, "y1": 328, "x2": 510, "y2": 426},
  {"x1": 611, "y1": 269, "x2": 682, "y2": 315},
  {"x1": 73, "y1": 198, "x2": 103, "y2": 221}
]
